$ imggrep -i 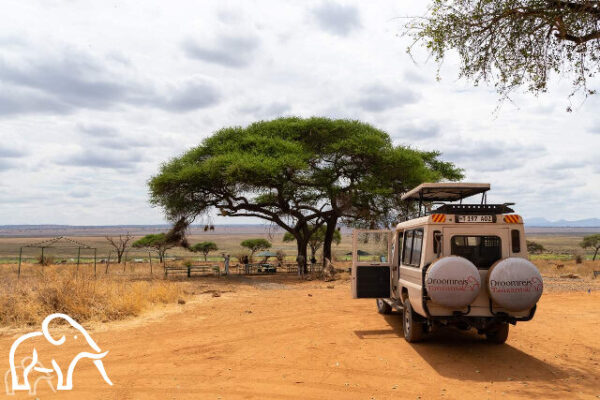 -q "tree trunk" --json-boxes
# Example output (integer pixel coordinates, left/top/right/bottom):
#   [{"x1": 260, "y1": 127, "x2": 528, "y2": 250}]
[
  {"x1": 158, "y1": 249, "x2": 165, "y2": 263},
  {"x1": 295, "y1": 236, "x2": 308, "y2": 277},
  {"x1": 204, "y1": 253, "x2": 208, "y2": 261},
  {"x1": 594, "y1": 247, "x2": 599, "y2": 261},
  {"x1": 117, "y1": 249, "x2": 123, "y2": 263},
  {"x1": 322, "y1": 216, "x2": 338, "y2": 262}
]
